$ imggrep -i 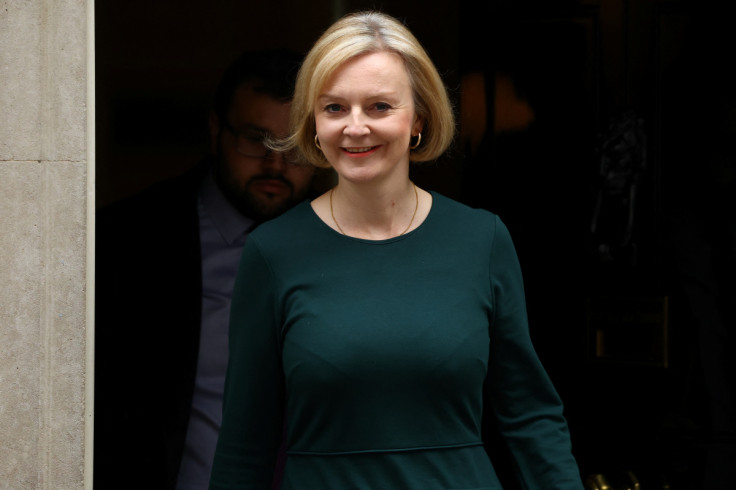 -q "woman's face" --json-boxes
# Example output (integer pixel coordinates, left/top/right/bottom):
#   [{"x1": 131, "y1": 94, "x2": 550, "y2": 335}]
[{"x1": 314, "y1": 51, "x2": 422, "y2": 185}]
